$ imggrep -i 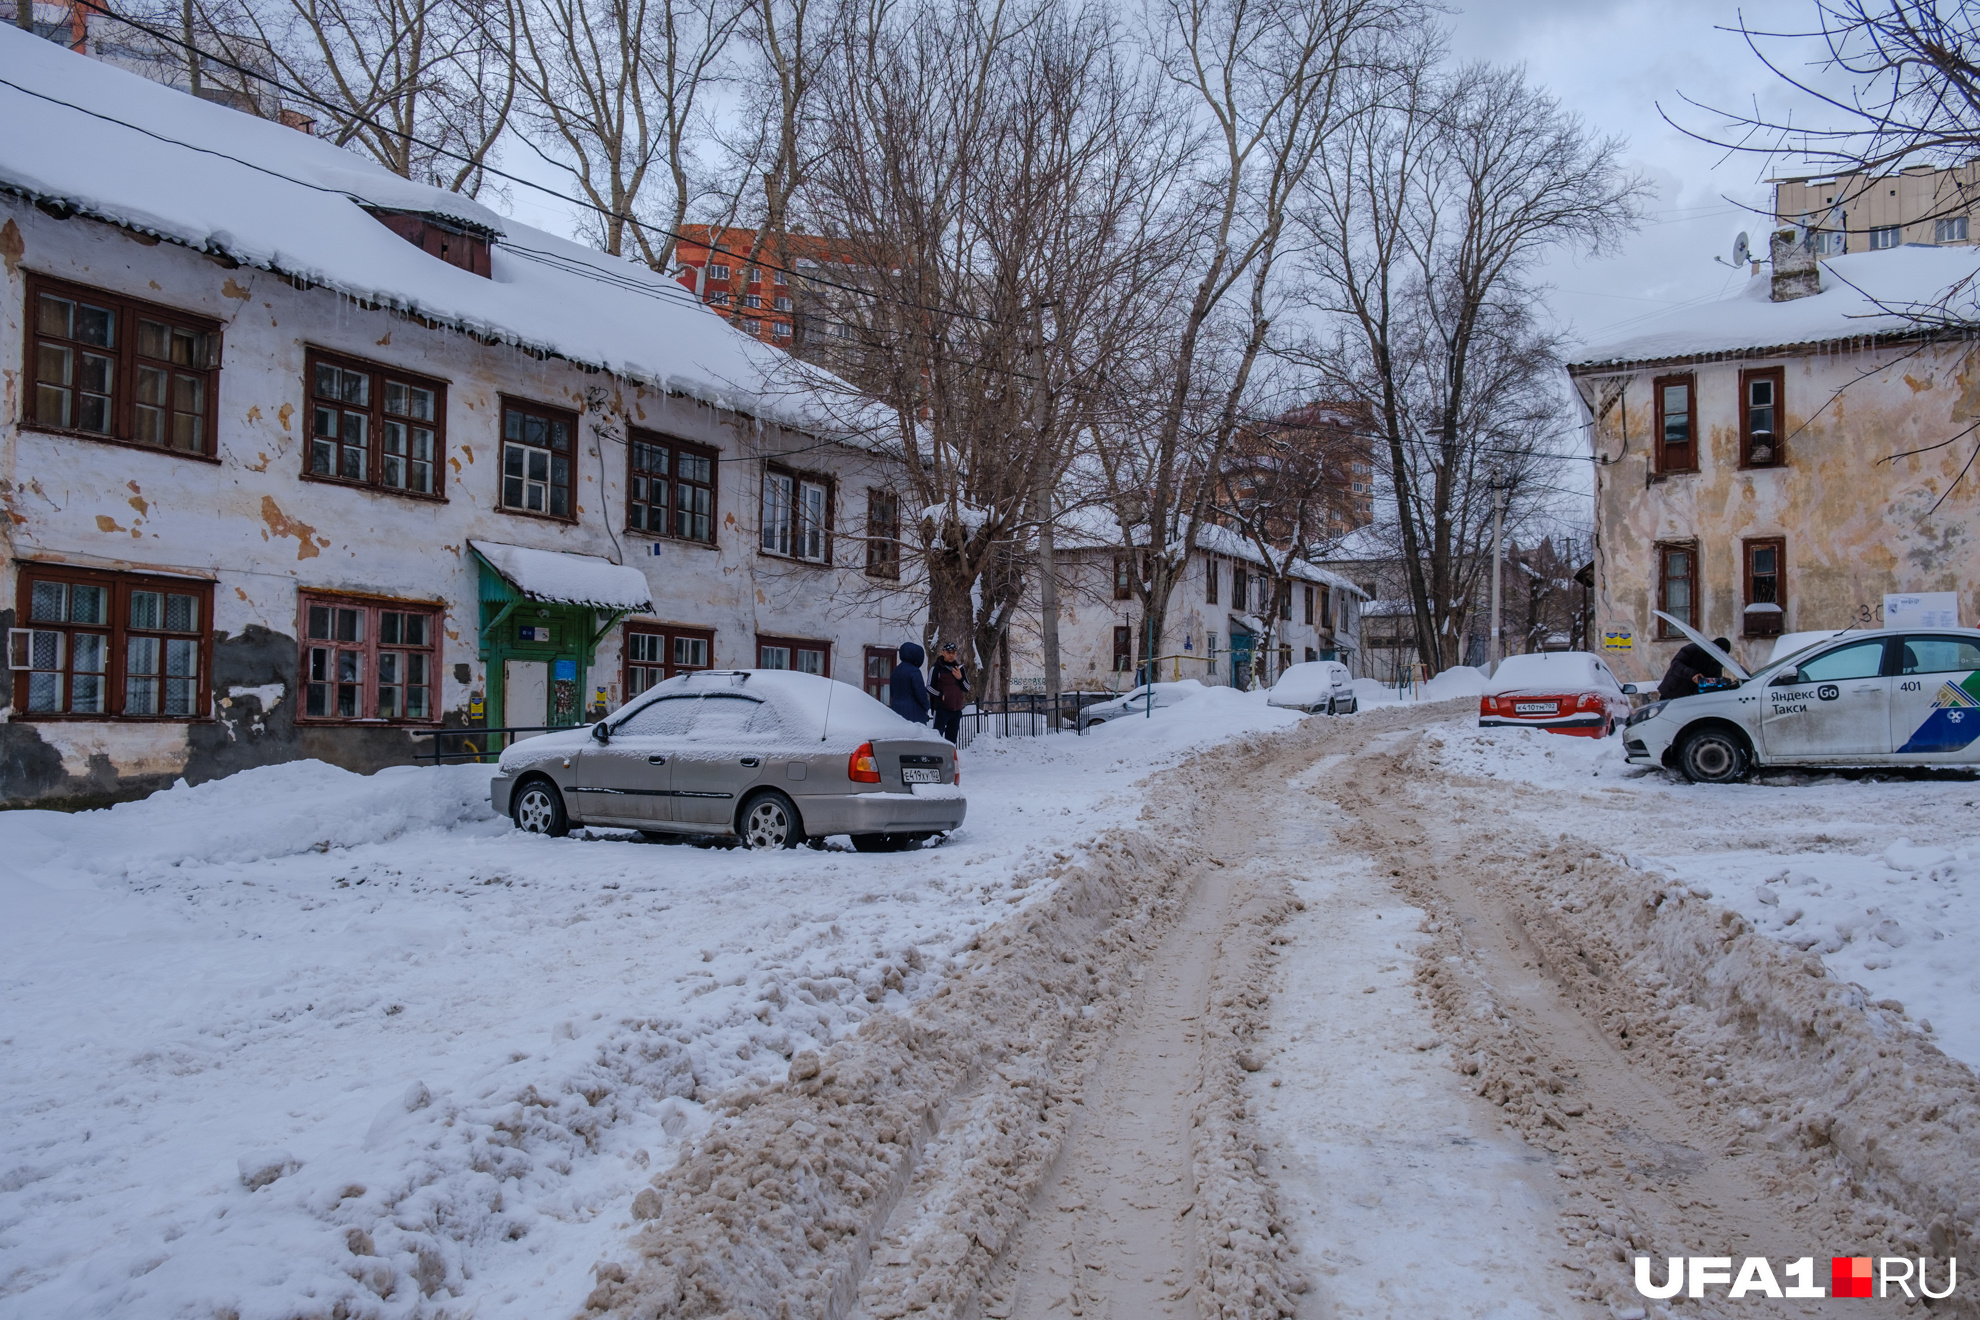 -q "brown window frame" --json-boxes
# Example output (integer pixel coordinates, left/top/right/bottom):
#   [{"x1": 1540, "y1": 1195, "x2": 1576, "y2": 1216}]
[
  {"x1": 626, "y1": 429, "x2": 717, "y2": 545},
  {"x1": 1303, "y1": 583, "x2": 1315, "y2": 625},
  {"x1": 623, "y1": 622, "x2": 715, "y2": 698},
  {"x1": 1652, "y1": 371, "x2": 1697, "y2": 475},
  {"x1": 301, "y1": 347, "x2": 448, "y2": 500},
  {"x1": 754, "y1": 633, "x2": 831, "y2": 676},
  {"x1": 11, "y1": 564, "x2": 215, "y2": 721},
  {"x1": 1232, "y1": 565, "x2": 1249, "y2": 614},
  {"x1": 1655, "y1": 541, "x2": 1699, "y2": 639},
  {"x1": 1277, "y1": 581, "x2": 1292, "y2": 621},
  {"x1": 1742, "y1": 537, "x2": 1786, "y2": 638},
  {"x1": 22, "y1": 272, "x2": 223, "y2": 462},
  {"x1": 1205, "y1": 556, "x2": 1218, "y2": 605},
  {"x1": 1320, "y1": 586, "x2": 1333, "y2": 630},
  {"x1": 865, "y1": 488, "x2": 901, "y2": 579},
  {"x1": 863, "y1": 645, "x2": 898, "y2": 704},
  {"x1": 498, "y1": 396, "x2": 580, "y2": 522},
  {"x1": 1739, "y1": 366, "x2": 1786, "y2": 468},
  {"x1": 295, "y1": 591, "x2": 445, "y2": 725},
  {"x1": 1112, "y1": 625, "x2": 1133, "y2": 672},
  {"x1": 759, "y1": 465, "x2": 835, "y2": 564},
  {"x1": 1113, "y1": 555, "x2": 1134, "y2": 601}
]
